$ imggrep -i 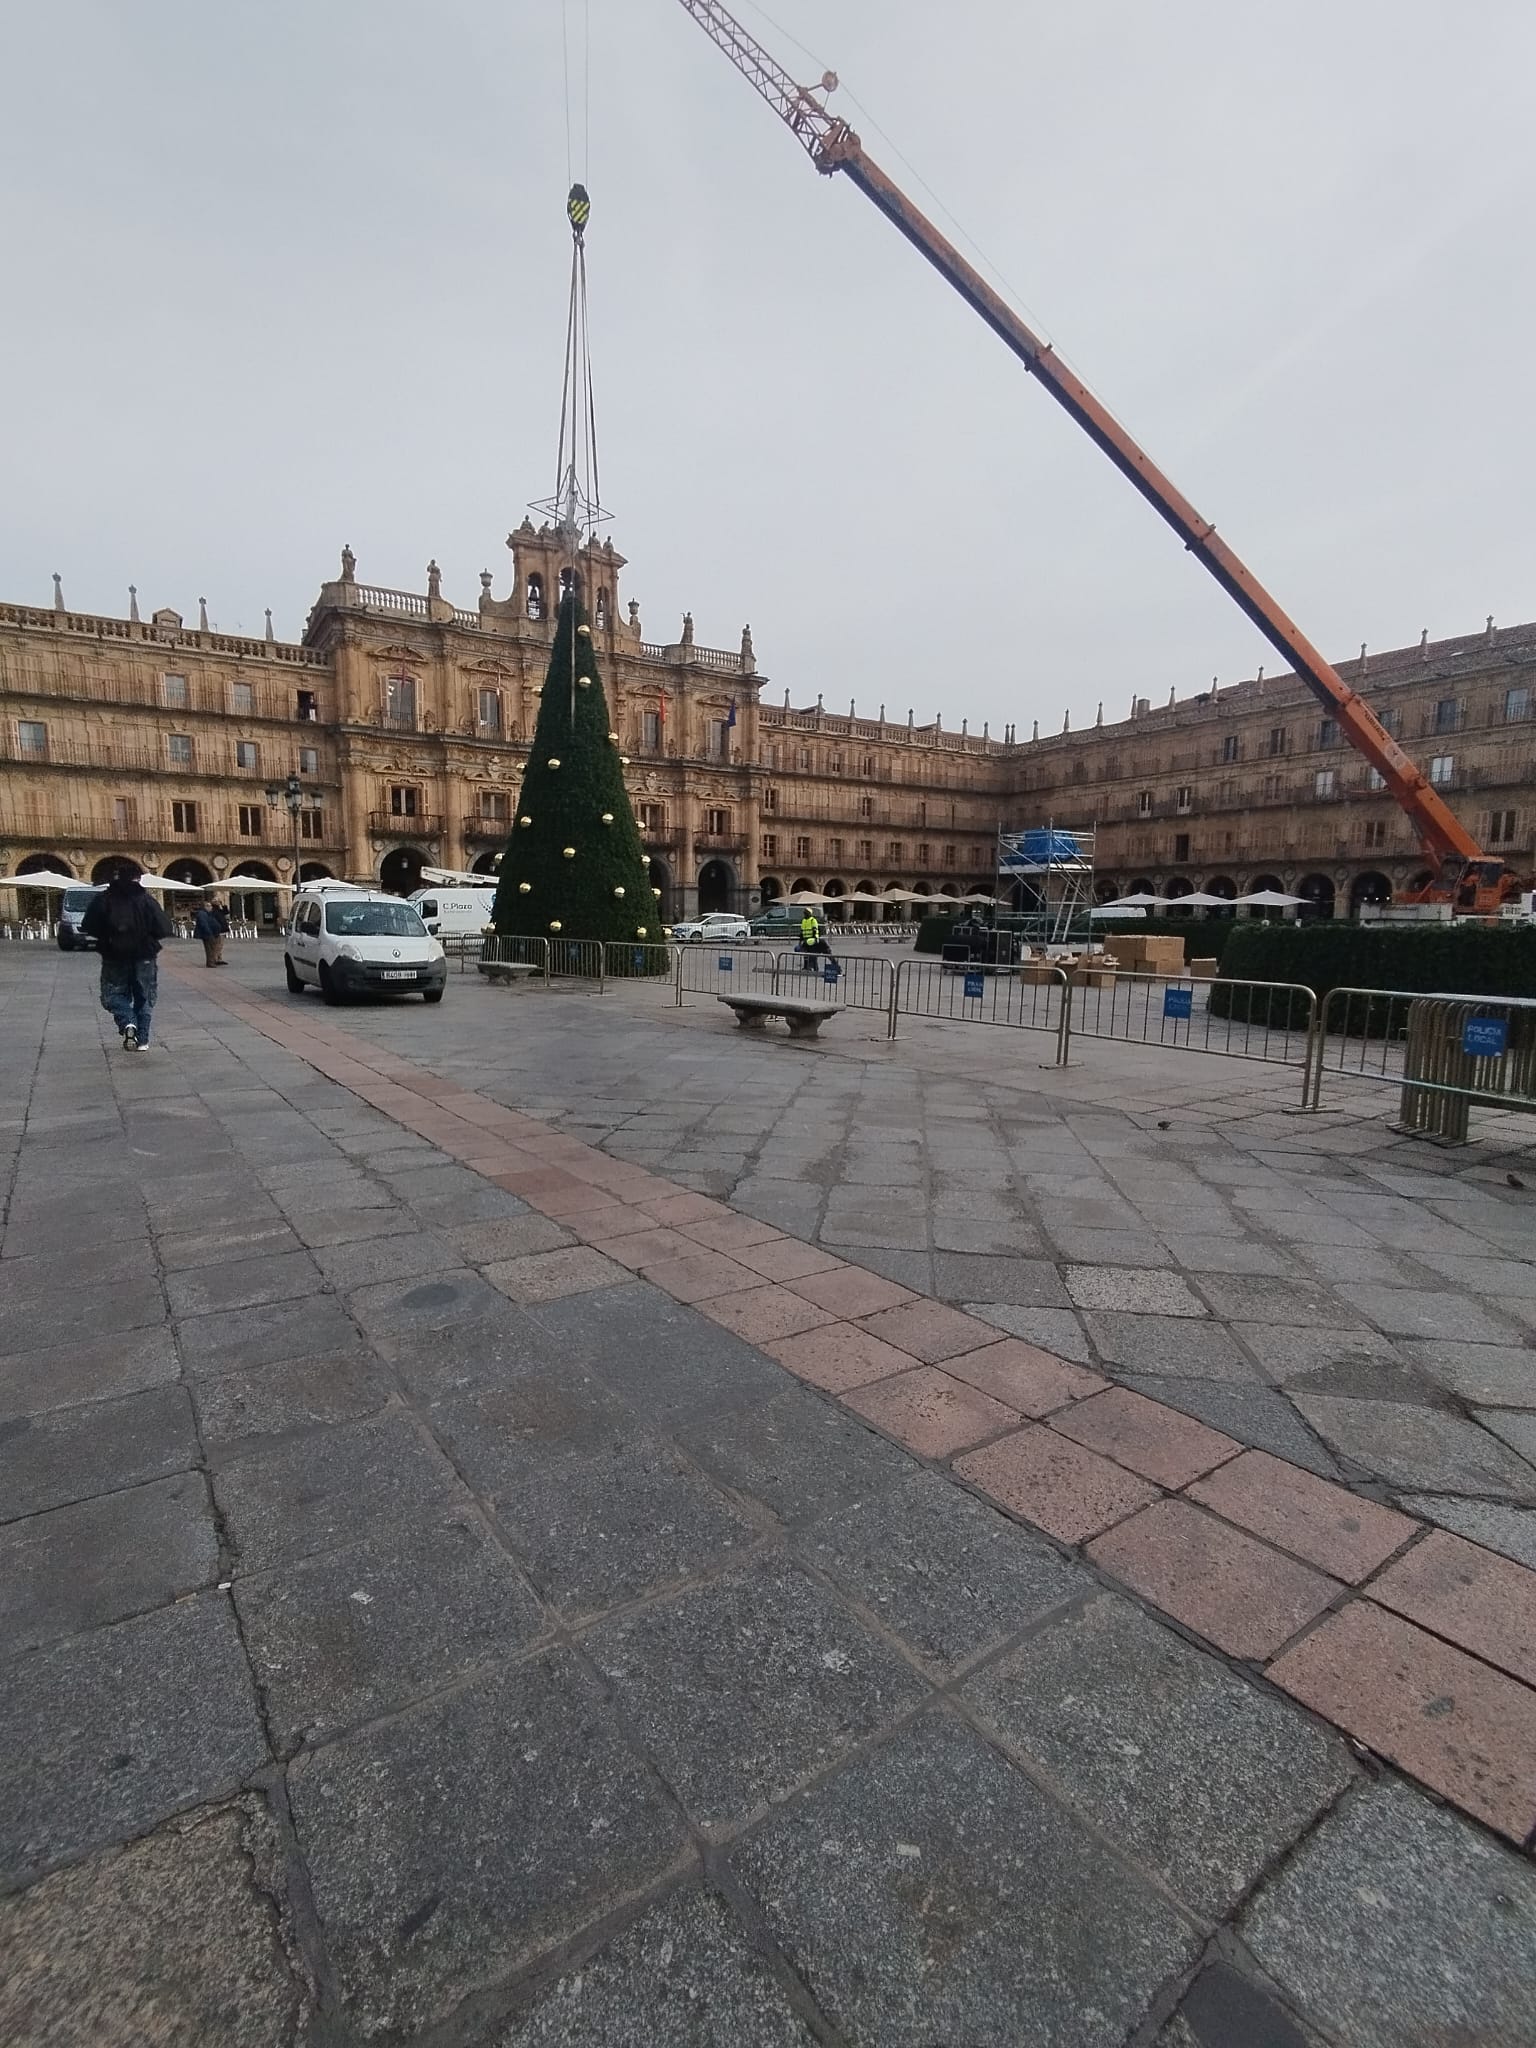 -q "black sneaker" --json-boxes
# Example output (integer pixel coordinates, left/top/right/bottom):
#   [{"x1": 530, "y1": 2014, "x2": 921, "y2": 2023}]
[{"x1": 123, "y1": 1025, "x2": 139, "y2": 1051}]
